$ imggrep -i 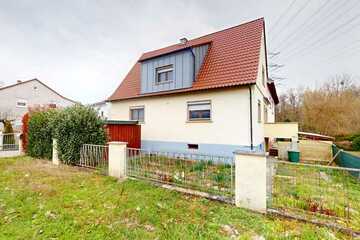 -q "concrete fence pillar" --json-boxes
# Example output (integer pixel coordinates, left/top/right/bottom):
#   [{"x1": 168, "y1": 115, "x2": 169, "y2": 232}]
[
  {"x1": 108, "y1": 142, "x2": 127, "y2": 179},
  {"x1": 52, "y1": 139, "x2": 59, "y2": 165},
  {"x1": 234, "y1": 151, "x2": 267, "y2": 213},
  {"x1": 18, "y1": 135, "x2": 24, "y2": 155},
  {"x1": 0, "y1": 132, "x2": 3, "y2": 150}
]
